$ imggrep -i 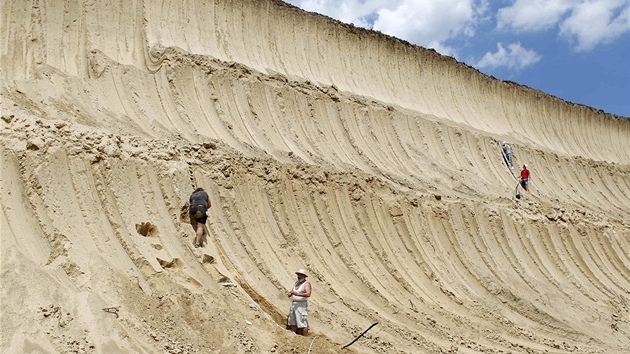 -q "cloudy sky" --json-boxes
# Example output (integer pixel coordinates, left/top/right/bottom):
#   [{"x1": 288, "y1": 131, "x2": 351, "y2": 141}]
[{"x1": 285, "y1": 0, "x2": 630, "y2": 117}]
